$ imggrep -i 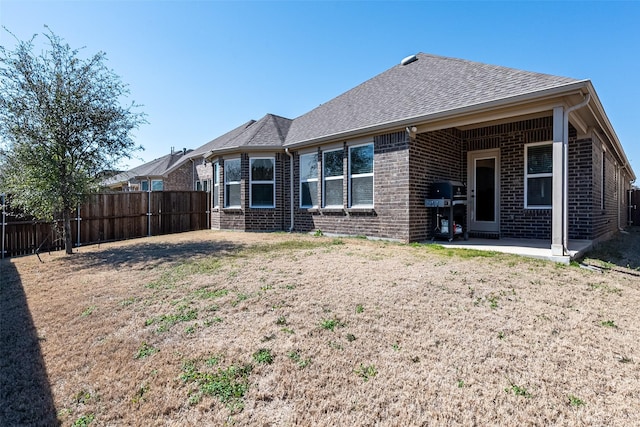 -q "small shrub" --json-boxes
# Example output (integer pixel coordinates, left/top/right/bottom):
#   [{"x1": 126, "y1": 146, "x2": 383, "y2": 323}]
[
  {"x1": 601, "y1": 320, "x2": 617, "y2": 328},
  {"x1": 355, "y1": 364, "x2": 377, "y2": 382},
  {"x1": 180, "y1": 361, "x2": 252, "y2": 413},
  {"x1": 253, "y1": 348, "x2": 274, "y2": 364},
  {"x1": 505, "y1": 382, "x2": 531, "y2": 398},
  {"x1": 355, "y1": 304, "x2": 364, "y2": 314},
  {"x1": 287, "y1": 350, "x2": 311, "y2": 368},
  {"x1": 73, "y1": 414, "x2": 95, "y2": 427},
  {"x1": 314, "y1": 229, "x2": 324, "y2": 237},
  {"x1": 568, "y1": 394, "x2": 586, "y2": 407},
  {"x1": 135, "y1": 342, "x2": 159, "y2": 359},
  {"x1": 320, "y1": 317, "x2": 344, "y2": 331},
  {"x1": 81, "y1": 306, "x2": 96, "y2": 317}
]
